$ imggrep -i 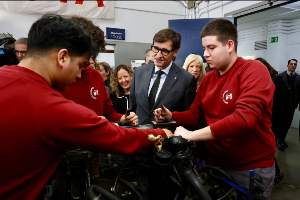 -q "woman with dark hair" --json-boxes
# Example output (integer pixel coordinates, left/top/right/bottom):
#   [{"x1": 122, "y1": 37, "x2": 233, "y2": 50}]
[
  {"x1": 93, "y1": 62, "x2": 112, "y2": 93},
  {"x1": 110, "y1": 64, "x2": 134, "y2": 114},
  {"x1": 256, "y1": 57, "x2": 287, "y2": 183}
]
